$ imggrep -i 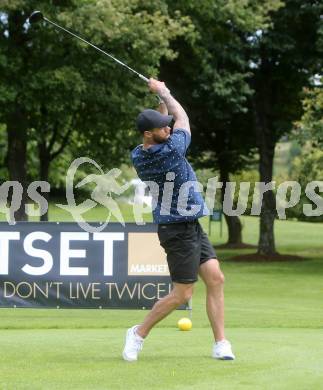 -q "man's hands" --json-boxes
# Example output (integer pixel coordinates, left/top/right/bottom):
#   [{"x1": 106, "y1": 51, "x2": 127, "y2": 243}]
[
  {"x1": 148, "y1": 78, "x2": 170, "y2": 96},
  {"x1": 148, "y1": 77, "x2": 190, "y2": 134}
]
